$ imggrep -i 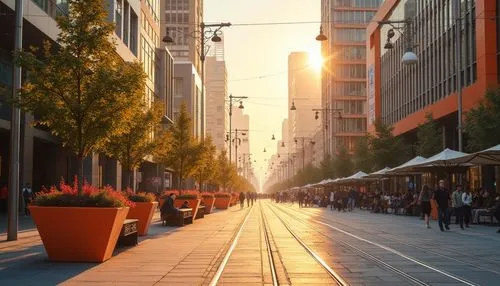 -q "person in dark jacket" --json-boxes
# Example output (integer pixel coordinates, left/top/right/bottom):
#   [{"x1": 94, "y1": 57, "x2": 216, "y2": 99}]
[
  {"x1": 239, "y1": 192, "x2": 246, "y2": 209},
  {"x1": 434, "y1": 180, "x2": 451, "y2": 231},
  {"x1": 160, "y1": 193, "x2": 178, "y2": 215},
  {"x1": 492, "y1": 196, "x2": 500, "y2": 233}
]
